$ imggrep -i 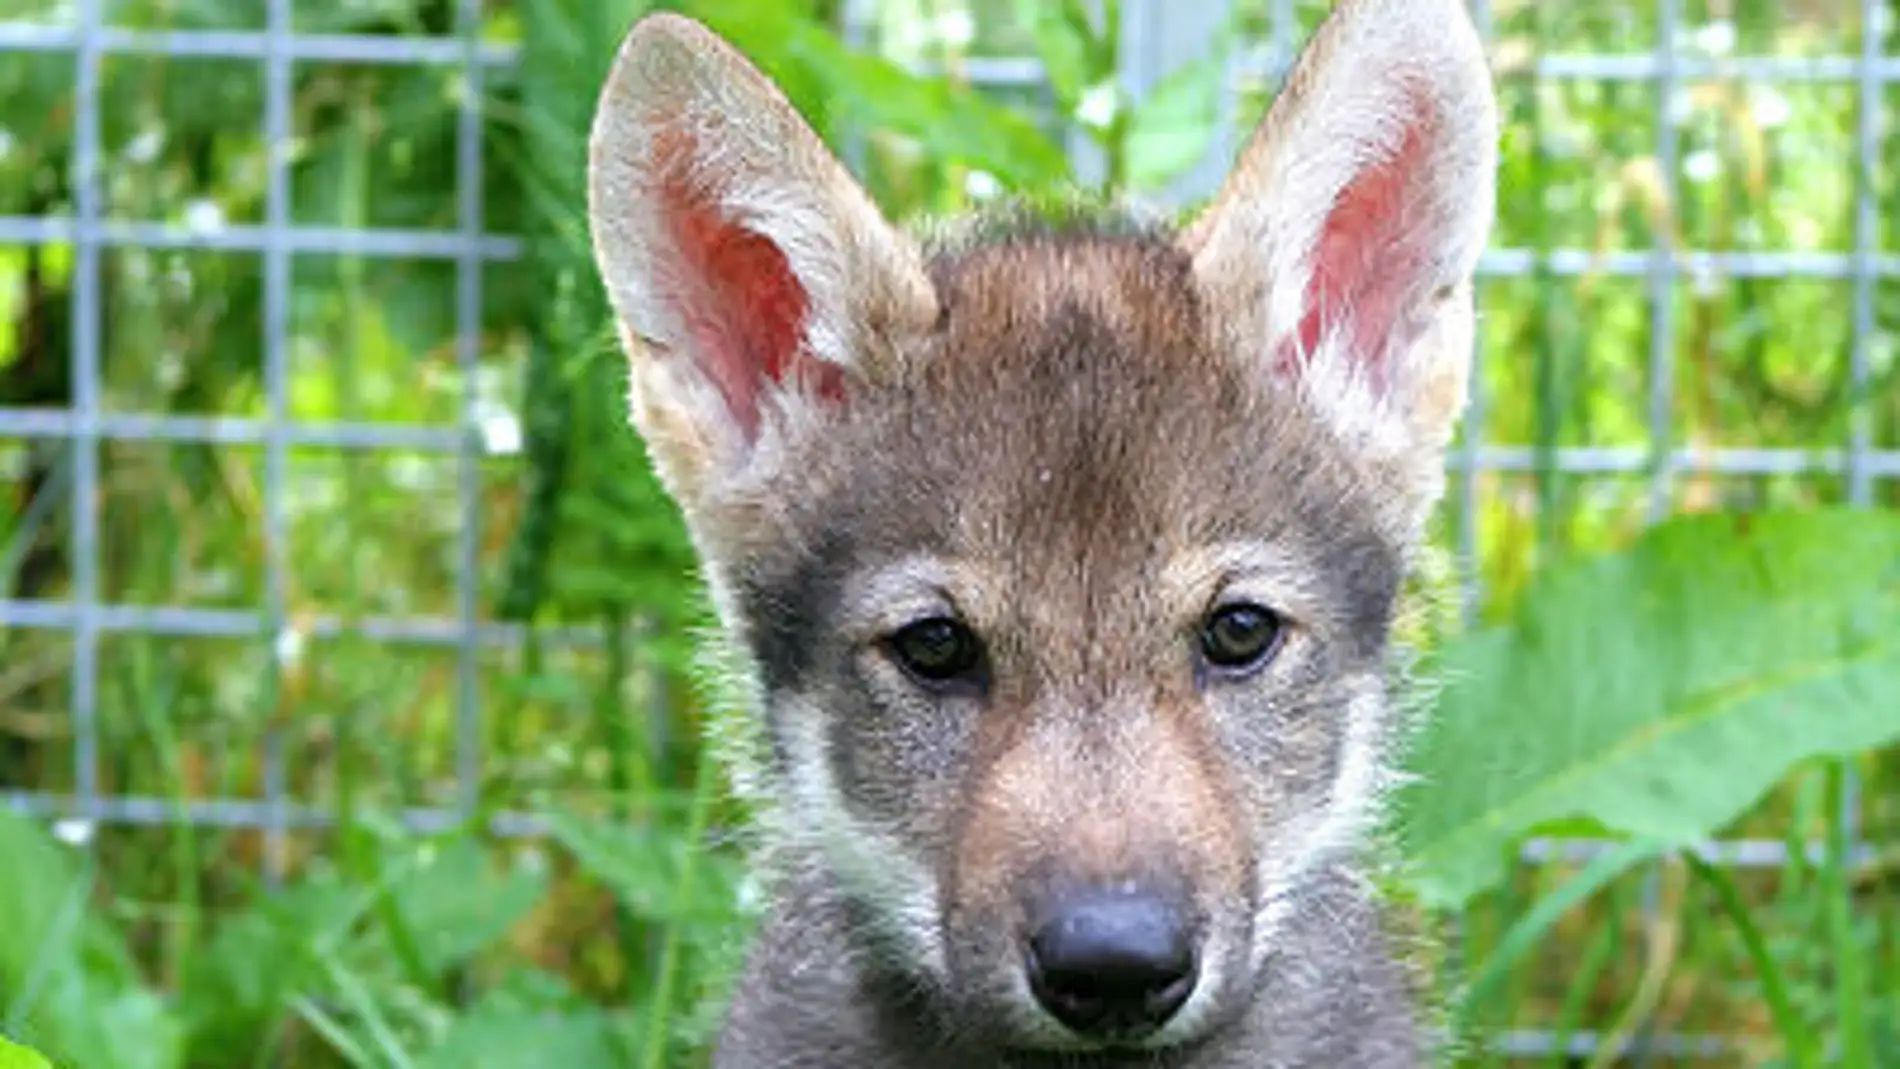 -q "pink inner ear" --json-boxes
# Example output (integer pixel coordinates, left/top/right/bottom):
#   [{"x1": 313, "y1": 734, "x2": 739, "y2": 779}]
[
  {"x1": 658, "y1": 149, "x2": 844, "y2": 438},
  {"x1": 1287, "y1": 89, "x2": 1438, "y2": 389}
]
